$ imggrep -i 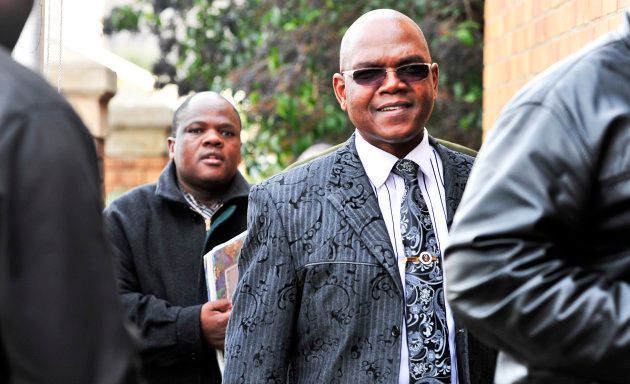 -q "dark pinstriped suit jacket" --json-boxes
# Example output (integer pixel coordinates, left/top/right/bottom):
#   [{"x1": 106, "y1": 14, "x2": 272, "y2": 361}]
[{"x1": 224, "y1": 134, "x2": 495, "y2": 383}]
